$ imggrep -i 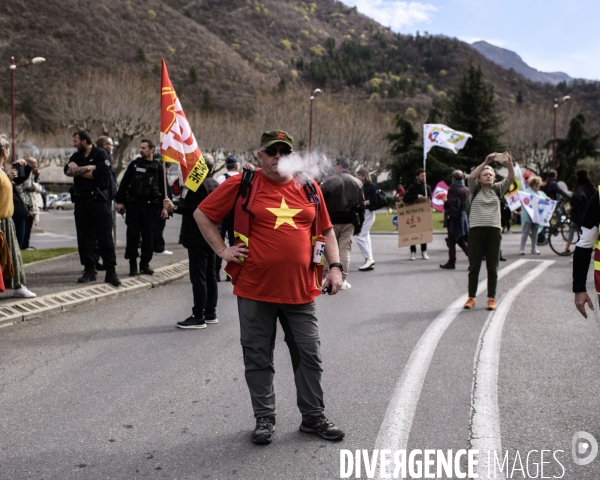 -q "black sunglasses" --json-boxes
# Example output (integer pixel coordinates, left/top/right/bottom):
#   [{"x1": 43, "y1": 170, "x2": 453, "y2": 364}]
[{"x1": 263, "y1": 147, "x2": 293, "y2": 157}]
